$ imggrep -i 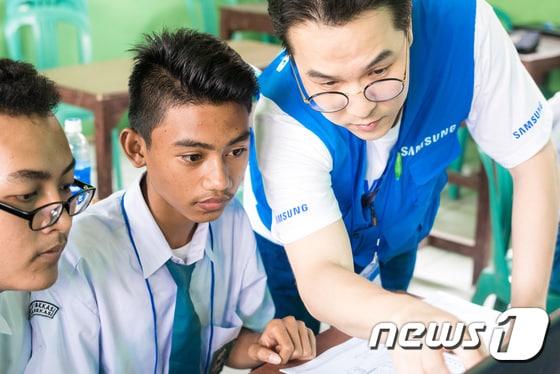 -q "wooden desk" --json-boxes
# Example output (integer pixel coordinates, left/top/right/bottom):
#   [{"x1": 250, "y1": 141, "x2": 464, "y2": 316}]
[
  {"x1": 220, "y1": 3, "x2": 273, "y2": 40},
  {"x1": 42, "y1": 40, "x2": 281, "y2": 199},
  {"x1": 252, "y1": 328, "x2": 351, "y2": 374}
]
